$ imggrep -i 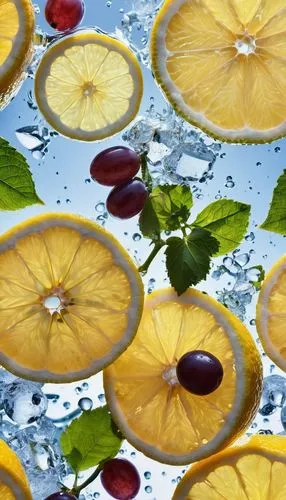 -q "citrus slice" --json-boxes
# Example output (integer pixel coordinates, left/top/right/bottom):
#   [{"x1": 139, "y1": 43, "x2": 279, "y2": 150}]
[
  {"x1": 256, "y1": 254, "x2": 286, "y2": 371},
  {"x1": 104, "y1": 288, "x2": 262, "y2": 465},
  {"x1": 0, "y1": 213, "x2": 144, "y2": 382},
  {"x1": 151, "y1": 0, "x2": 286, "y2": 143},
  {"x1": 0, "y1": 0, "x2": 34, "y2": 108},
  {"x1": 35, "y1": 32, "x2": 143, "y2": 141},
  {"x1": 173, "y1": 435, "x2": 286, "y2": 499},
  {"x1": 0, "y1": 439, "x2": 32, "y2": 499}
]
